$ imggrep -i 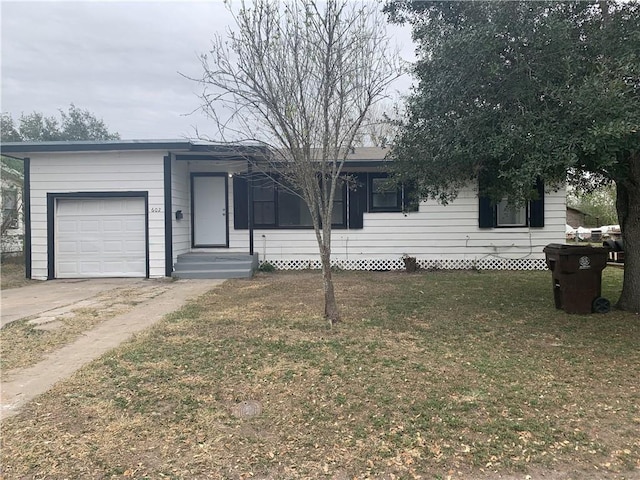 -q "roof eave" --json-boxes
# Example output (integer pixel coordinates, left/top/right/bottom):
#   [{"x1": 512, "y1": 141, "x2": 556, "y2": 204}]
[{"x1": 0, "y1": 140, "x2": 194, "y2": 155}]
